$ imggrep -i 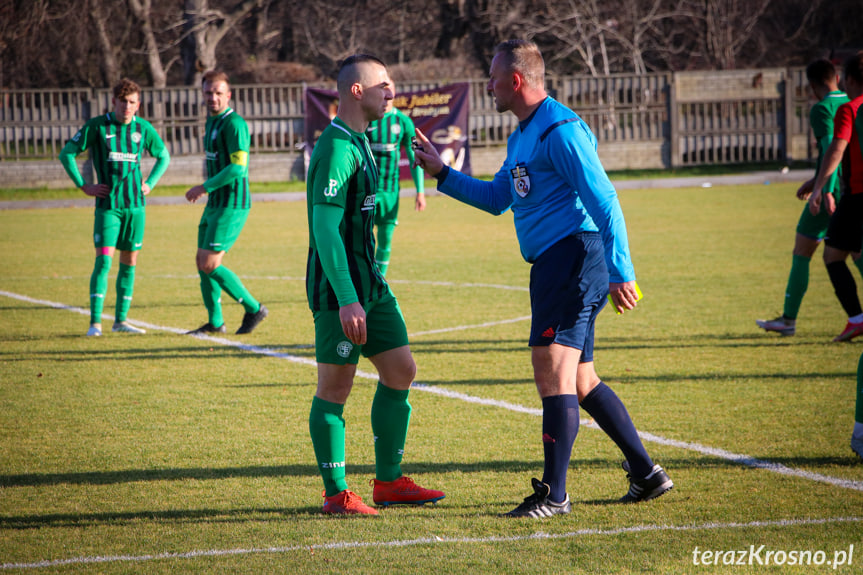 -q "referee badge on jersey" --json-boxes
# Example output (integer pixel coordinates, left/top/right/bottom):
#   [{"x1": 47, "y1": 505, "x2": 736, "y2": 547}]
[{"x1": 511, "y1": 165, "x2": 531, "y2": 198}]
